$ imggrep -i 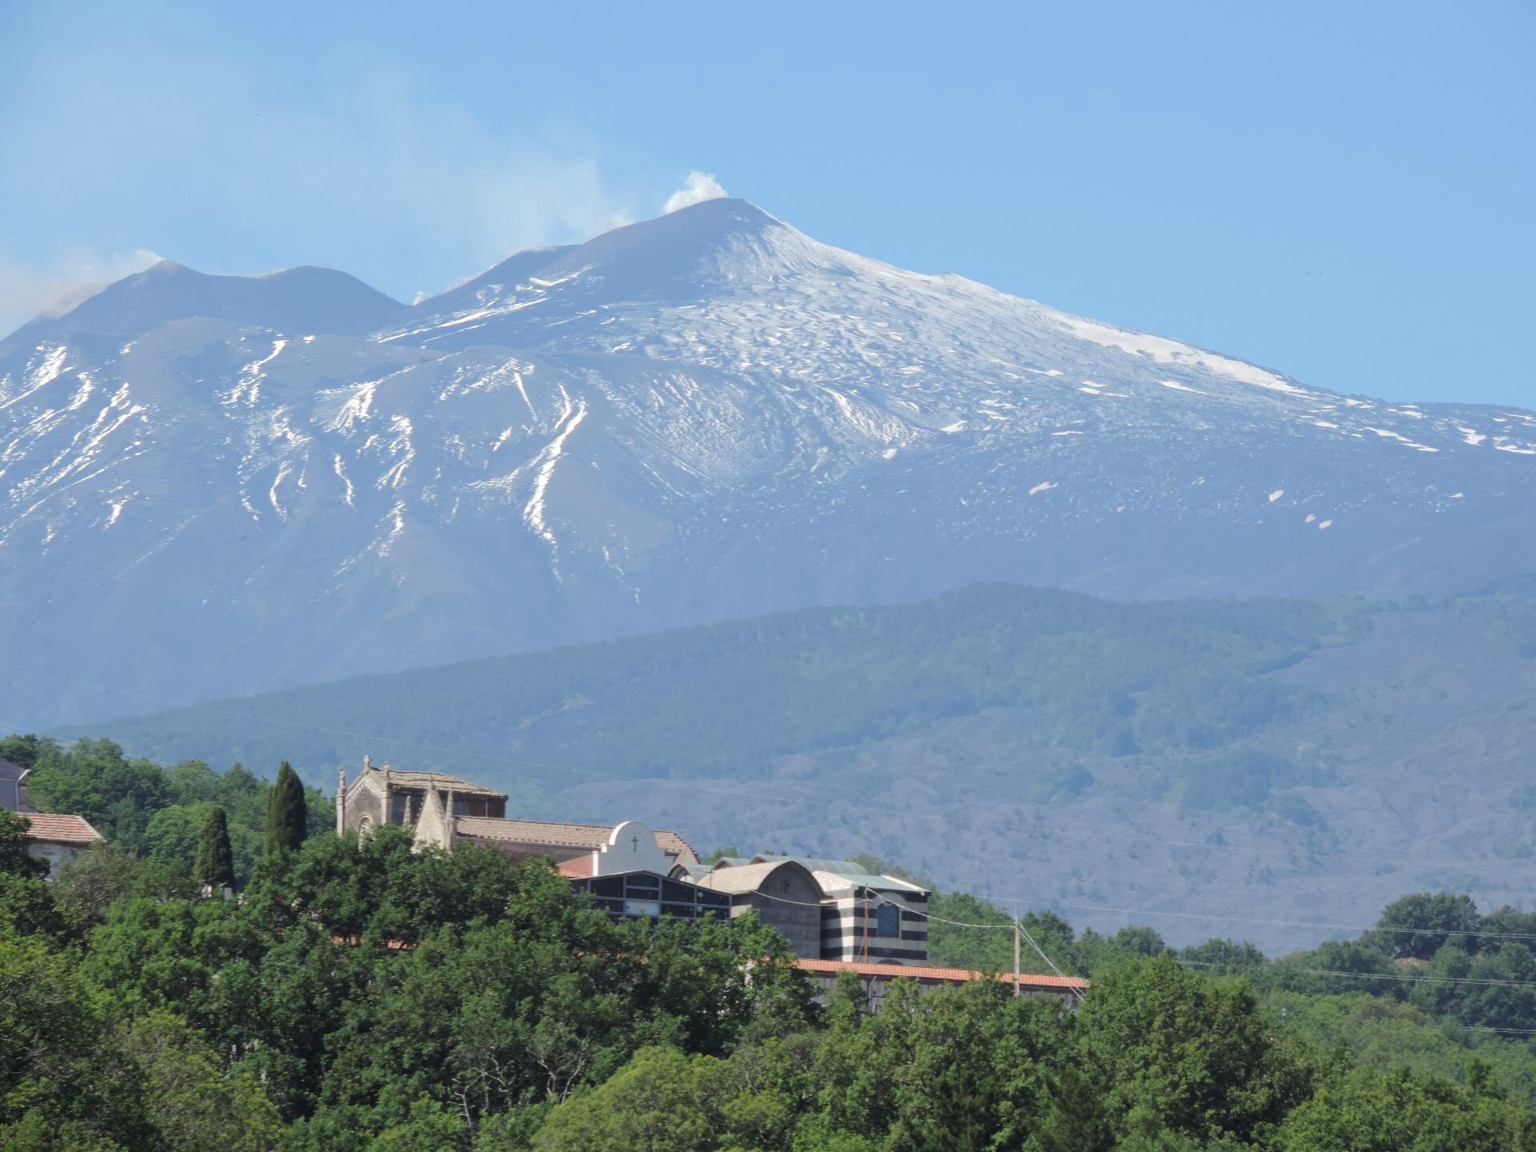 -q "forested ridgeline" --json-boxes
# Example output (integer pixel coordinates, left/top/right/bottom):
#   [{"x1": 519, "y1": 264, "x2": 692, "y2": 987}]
[
  {"x1": 69, "y1": 585, "x2": 1536, "y2": 843},
  {"x1": 76, "y1": 583, "x2": 1387, "y2": 787},
  {"x1": 6, "y1": 738, "x2": 1536, "y2": 1149}
]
